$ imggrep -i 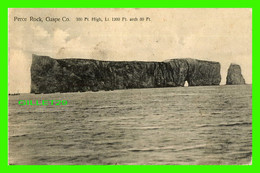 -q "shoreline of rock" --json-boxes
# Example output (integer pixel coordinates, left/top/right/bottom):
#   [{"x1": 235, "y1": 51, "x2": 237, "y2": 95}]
[{"x1": 30, "y1": 54, "x2": 246, "y2": 94}]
